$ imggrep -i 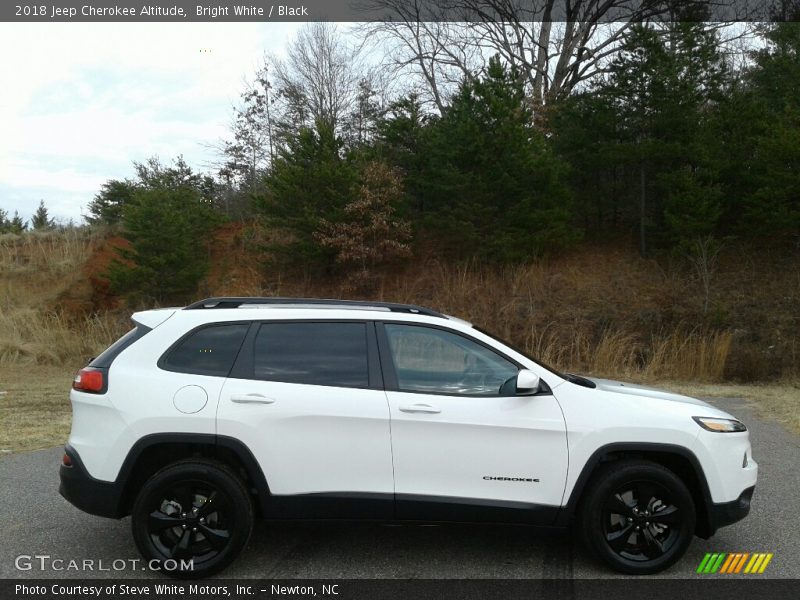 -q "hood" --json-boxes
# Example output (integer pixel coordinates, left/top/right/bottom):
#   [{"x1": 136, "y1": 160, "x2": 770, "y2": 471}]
[{"x1": 586, "y1": 377, "x2": 715, "y2": 409}]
